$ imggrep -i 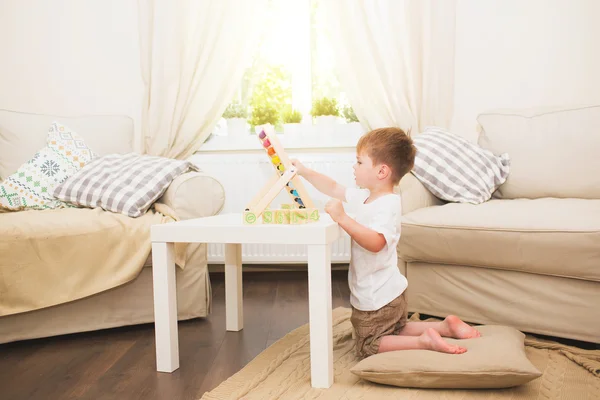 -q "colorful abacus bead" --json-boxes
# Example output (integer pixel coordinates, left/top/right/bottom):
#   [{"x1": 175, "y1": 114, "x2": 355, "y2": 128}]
[
  {"x1": 259, "y1": 130, "x2": 266, "y2": 139},
  {"x1": 267, "y1": 147, "x2": 276, "y2": 156},
  {"x1": 277, "y1": 164, "x2": 285, "y2": 172},
  {"x1": 262, "y1": 139, "x2": 271, "y2": 148},
  {"x1": 271, "y1": 156, "x2": 280, "y2": 165}
]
